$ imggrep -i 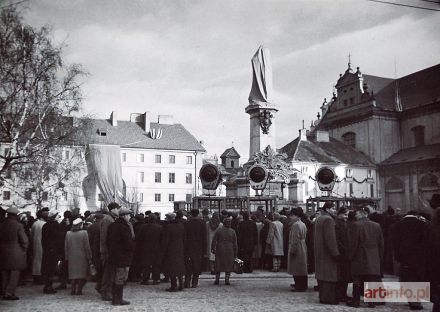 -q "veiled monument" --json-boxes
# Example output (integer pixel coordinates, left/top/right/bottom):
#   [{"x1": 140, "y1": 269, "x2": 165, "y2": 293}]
[{"x1": 245, "y1": 46, "x2": 279, "y2": 159}]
